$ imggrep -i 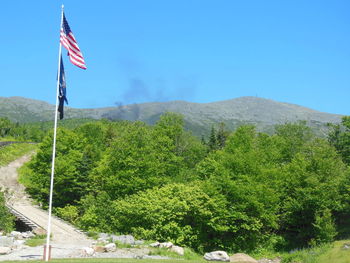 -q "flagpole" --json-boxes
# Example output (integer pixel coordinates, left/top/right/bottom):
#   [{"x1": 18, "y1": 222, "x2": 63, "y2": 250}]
[{"x1": 45, "y1": 4, "x2": 64, "y2": 261}]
